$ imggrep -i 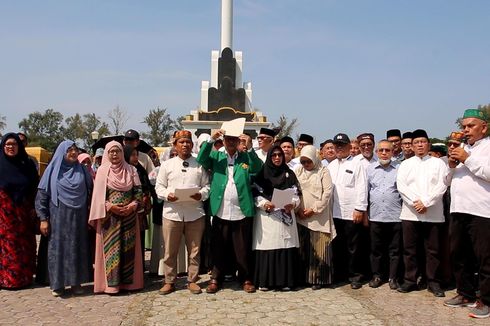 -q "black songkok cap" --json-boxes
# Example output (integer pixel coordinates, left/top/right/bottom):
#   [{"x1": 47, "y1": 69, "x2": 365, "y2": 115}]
[
  {"x1": 259, "y1": 128, "x2": 275, "y2": 137},
  {"x1": 280, "y1": 136, "x2": 294, "y2": 147},
  {"x1": 386, "y1": 129, "x2": 401, "y2": 138},
  {"x1": 402, "y1": 132, "x2": 413, "y2": 140},
  {"x1": 412, "y1": 129, "x2": 429, "y2": 140},
  {"x1": 298, "y1": 133, "x2": 314, "y2": 145}
]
